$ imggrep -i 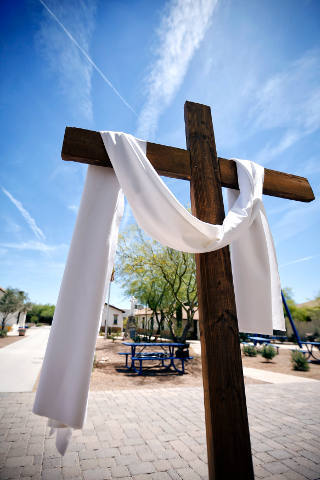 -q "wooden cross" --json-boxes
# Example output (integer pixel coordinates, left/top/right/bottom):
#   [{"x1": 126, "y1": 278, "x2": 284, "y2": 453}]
[{"x1": 61, "y1": 101, "x2": 314, "y2": 479}]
